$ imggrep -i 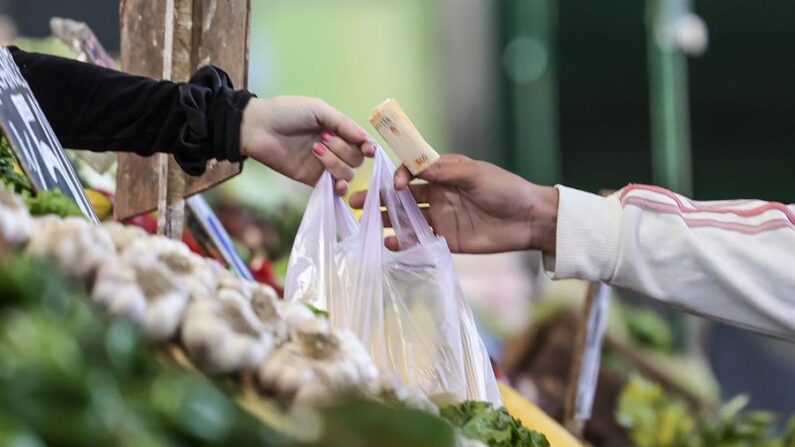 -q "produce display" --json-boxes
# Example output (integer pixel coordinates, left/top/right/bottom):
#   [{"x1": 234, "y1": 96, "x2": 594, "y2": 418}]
[
  {"x1": 618, "y1": 375, "x2": 795, "y2": 447},
  {"x1": 0, "y1": 138, "x2": 83, "y2": 220},
  {"x1": 0, "y1": 255, "x2": 291, "y2": 446},
  {"x1": 0, "y1": 170, "x2": 550, "y2": 446}
]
